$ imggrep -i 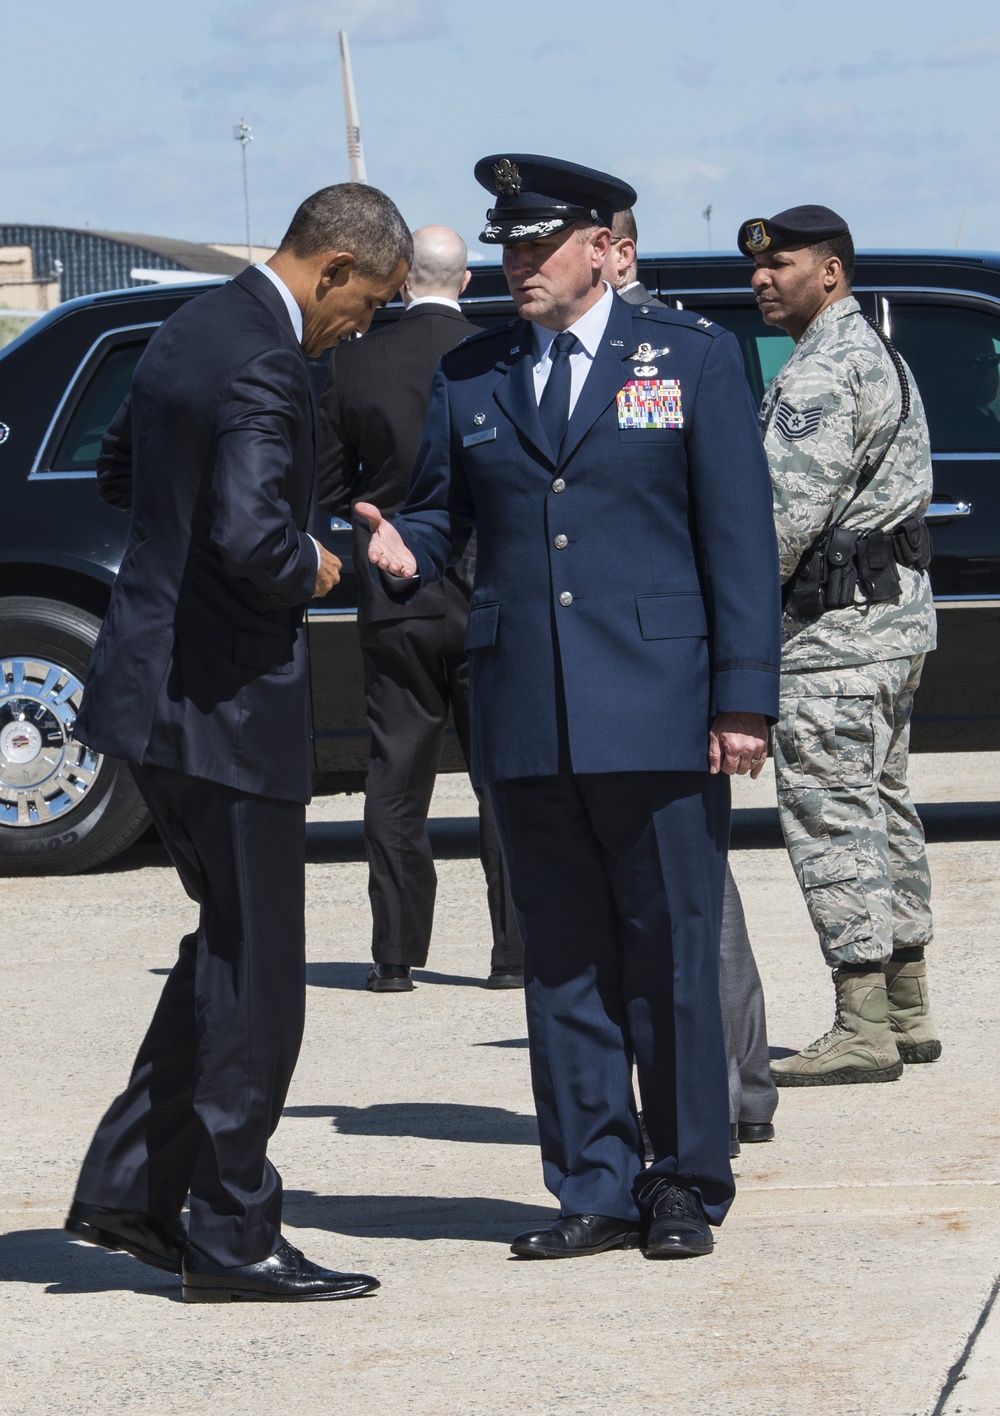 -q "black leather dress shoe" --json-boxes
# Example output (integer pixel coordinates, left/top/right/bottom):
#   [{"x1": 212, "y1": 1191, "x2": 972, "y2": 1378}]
[
  {"x1": 182, "y1": 1239, "x2": 380, "y2": 1302},
  {"x1": 510, "y1": 1213, "x2": 641, "y2": 1259},
  {"x1": 738, "y1": 1121, "x2": 775, "y2": 1143},
  {"x1": 640, "y1": 1182, "x2": 714, "y2": 1259},
  {"x1": 65, "y1": 1200, "x2": 187, "y2": 1273},
  {"x1": 486, "y1": 966, "x2": 524, "y2": 989},
  {"x1": 730, "y1": 1124, "x2": 741, "y2": 1159},
  {"x1": 366, "y1": 963, "x2": 413, "y2": 992}
]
